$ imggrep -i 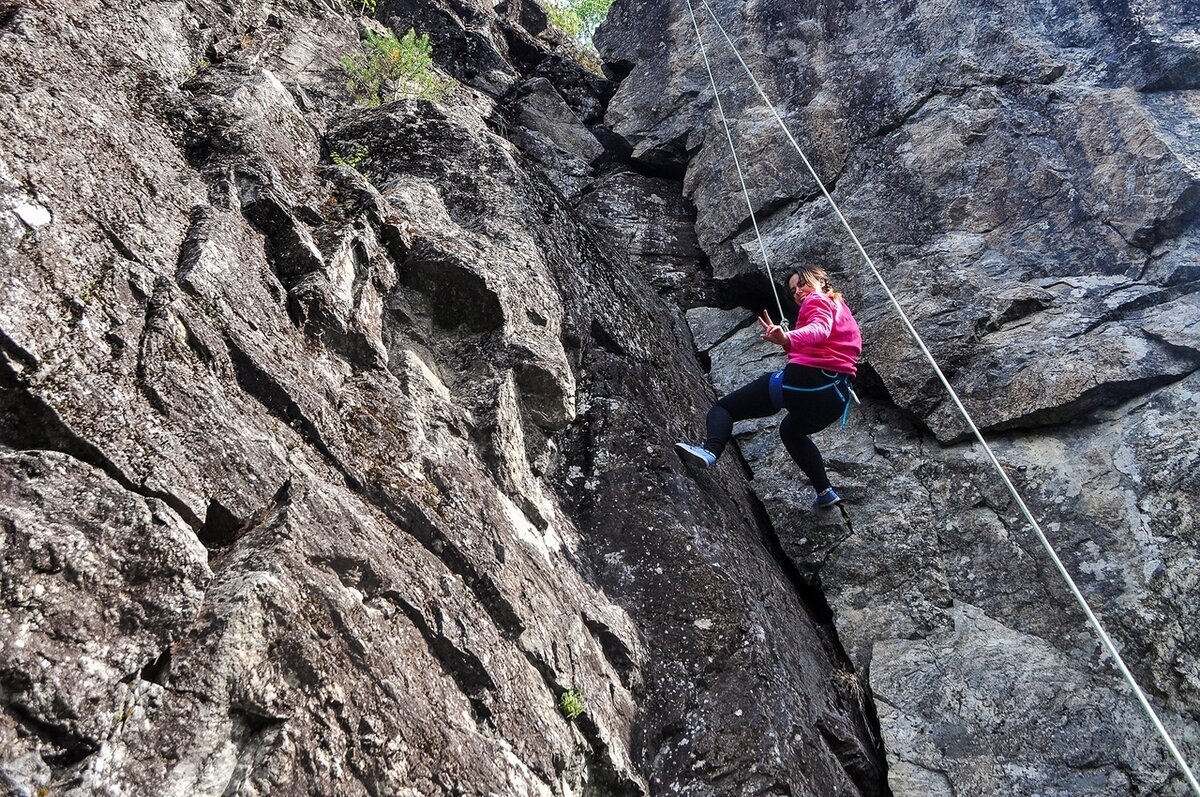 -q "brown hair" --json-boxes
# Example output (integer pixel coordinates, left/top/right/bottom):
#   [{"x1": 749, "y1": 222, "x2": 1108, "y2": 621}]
[{"x1": 789, "y1": 267, "x2": 843, "y2": 302}]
